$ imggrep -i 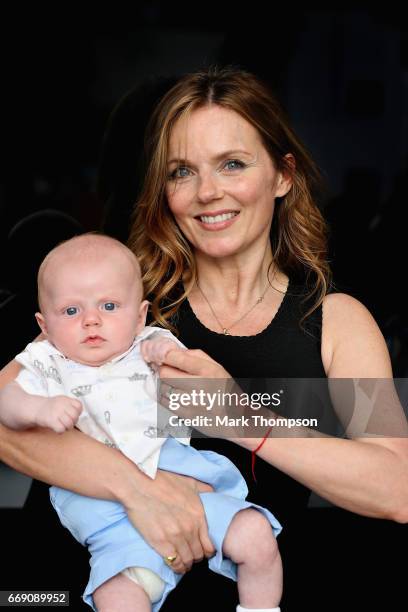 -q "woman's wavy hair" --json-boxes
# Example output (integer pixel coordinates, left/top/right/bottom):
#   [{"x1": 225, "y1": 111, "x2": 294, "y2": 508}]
[{"x1": 128, "y1": 66, "x2": 331, "y2": 332}]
